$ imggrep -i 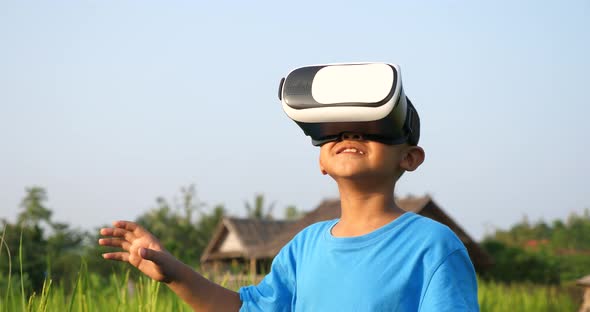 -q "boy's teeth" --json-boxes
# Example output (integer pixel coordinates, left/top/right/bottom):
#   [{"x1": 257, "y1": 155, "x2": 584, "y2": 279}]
[{"x1": 343, "y1": 148, "x2": 364, "y2": 155}]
